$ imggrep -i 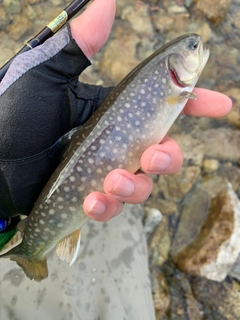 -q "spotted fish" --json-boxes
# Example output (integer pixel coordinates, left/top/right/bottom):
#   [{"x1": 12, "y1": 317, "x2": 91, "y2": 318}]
[{"x1": 0, "y1": 34, "x2": 209, "y2": 281}]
